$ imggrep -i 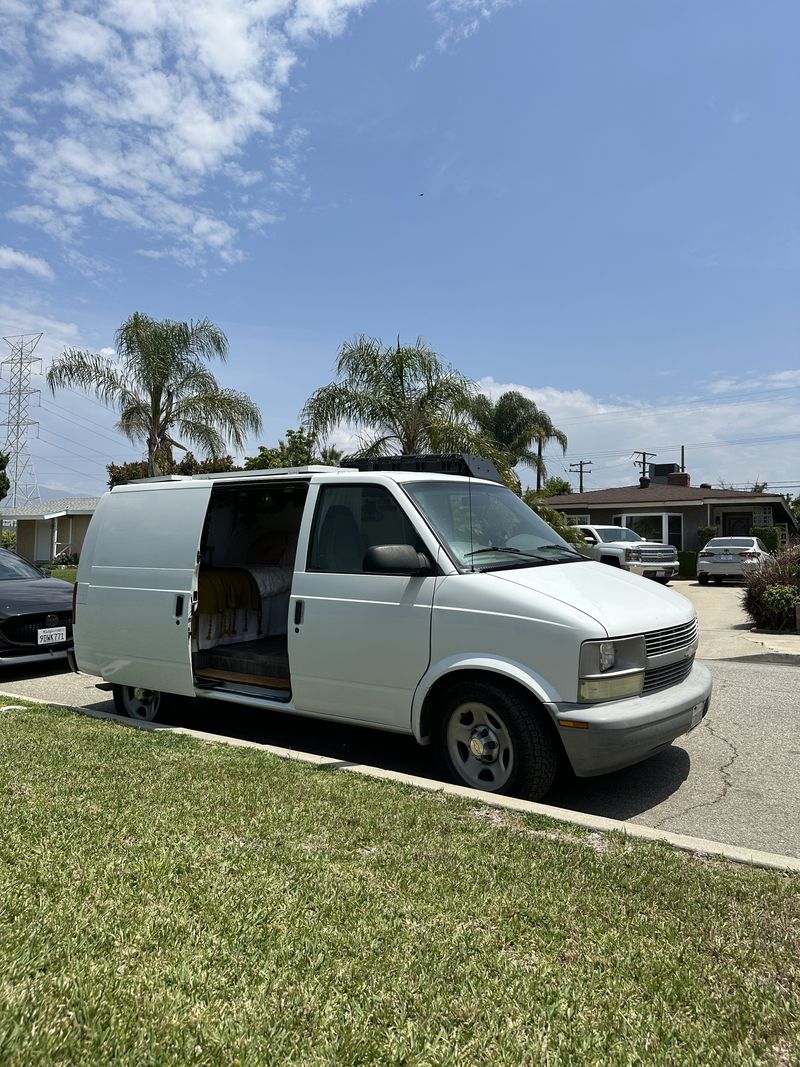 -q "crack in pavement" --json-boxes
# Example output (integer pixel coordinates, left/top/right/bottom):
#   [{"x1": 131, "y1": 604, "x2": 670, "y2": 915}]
[{"x1": 650, "y1": 720, "x2": 739, "y2": 830}]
